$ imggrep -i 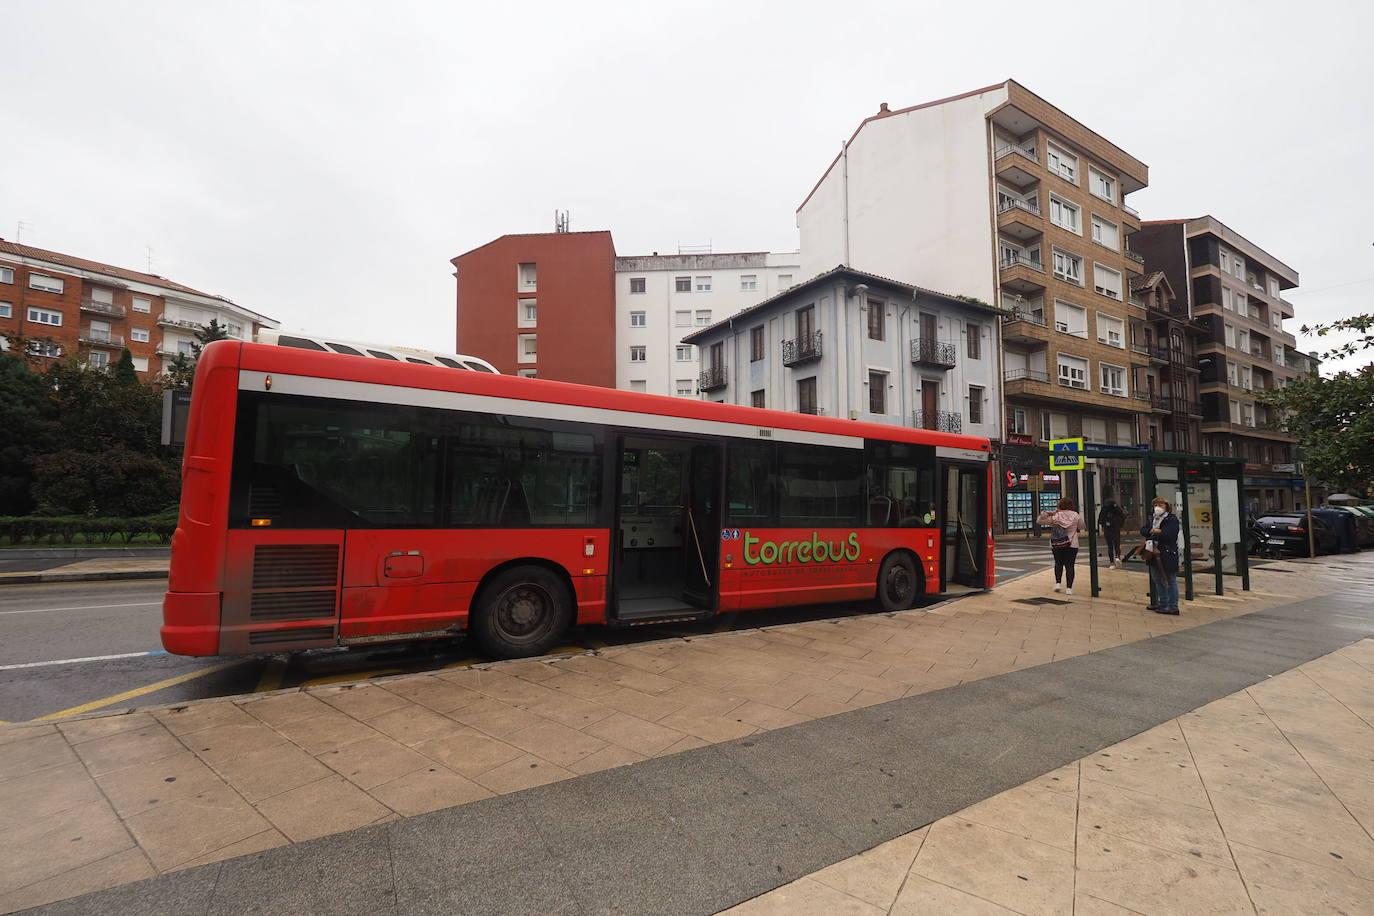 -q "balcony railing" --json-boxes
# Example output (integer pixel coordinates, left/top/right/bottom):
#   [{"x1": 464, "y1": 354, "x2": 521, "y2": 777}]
[
  {"x1": 1004, "y1": 308, "x2": 1047, "y2": 329},
  {"x1": 999, "y1": 253, "x2": 1044, "y2": 272},
  {"x1": 910, "y1": 338, "x2": 956, "y2": 368},
  {"x1": 79, "y1": 331, "x2": 125, "y2": 347},
  {"x1": 1132, "y1": 390, "x2": 1152, "y2": 401},
  {"x1": 781, "y1": 331, "x2": 822, "y2": 366},
  {"x1": 797, "y1": 405, "x2": 823, "y2": 416},
  {"x1": 1122, "y1": 203, "x2": 1140, "y2": 218},
  {"x1": 157, "y1": 316, "x2": 205, "y2": 331},
  {"x1": 1129, "y1": 341, "x2": 1151, "y2": 355},
  {"x1": 994, "y1": 144, "x2": 1038, "y2": 164},
  {"x1": 913, "y1": 409, "x2": 962, "y2": 433},
  {"x1": 1004, "y1": 367, "x2": 1049, "y2": 383},
  {"x1": 79, "y1": 299, "x2": 126, "y2": 317},
  {"x1": 1124, "y1": 250, "x2": 1145, "y2": 265},
  {"x1": 997, "y1": 197, "x2": 1041, "y2": 217},
  {"x1": 698, "y1": 364, "x2": 727, "y2": 392},
  {"x1": 1152, "y1": 395, "x2": 1171, "y2": 410}
]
